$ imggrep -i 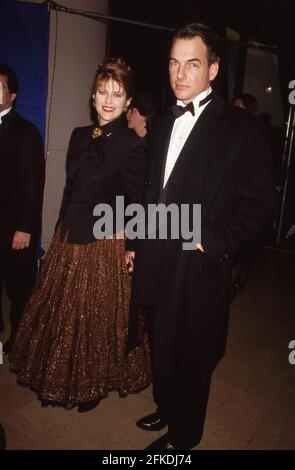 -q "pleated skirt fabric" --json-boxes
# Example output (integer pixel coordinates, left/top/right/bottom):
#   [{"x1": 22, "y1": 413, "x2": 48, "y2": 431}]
[{"x1": 10, "y1": 229, "x2": 151, "y2": 404}]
